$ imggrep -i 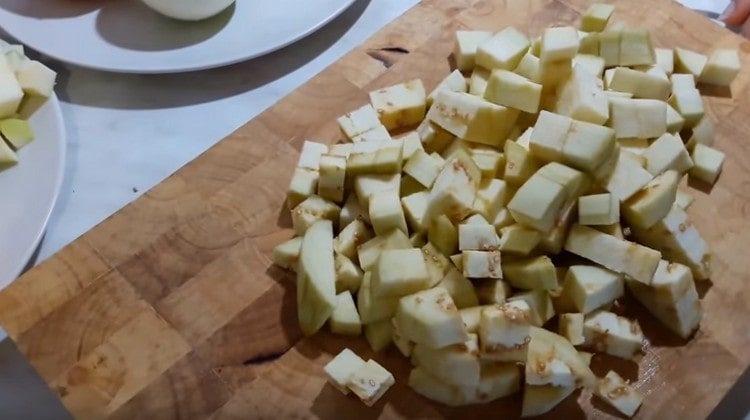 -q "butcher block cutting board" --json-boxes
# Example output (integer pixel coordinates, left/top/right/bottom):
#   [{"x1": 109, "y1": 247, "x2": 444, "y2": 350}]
[{"x1": 1, "y1": 0, "x2": 749, "y2": 418}]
